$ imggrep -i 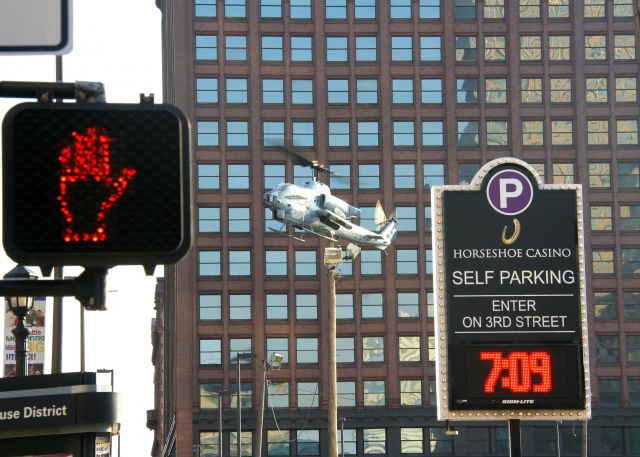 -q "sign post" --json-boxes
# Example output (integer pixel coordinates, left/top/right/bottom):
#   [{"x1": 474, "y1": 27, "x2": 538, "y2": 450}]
[{"x1": 432, "y1": 158, "x2": 590, "y2": 425}]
